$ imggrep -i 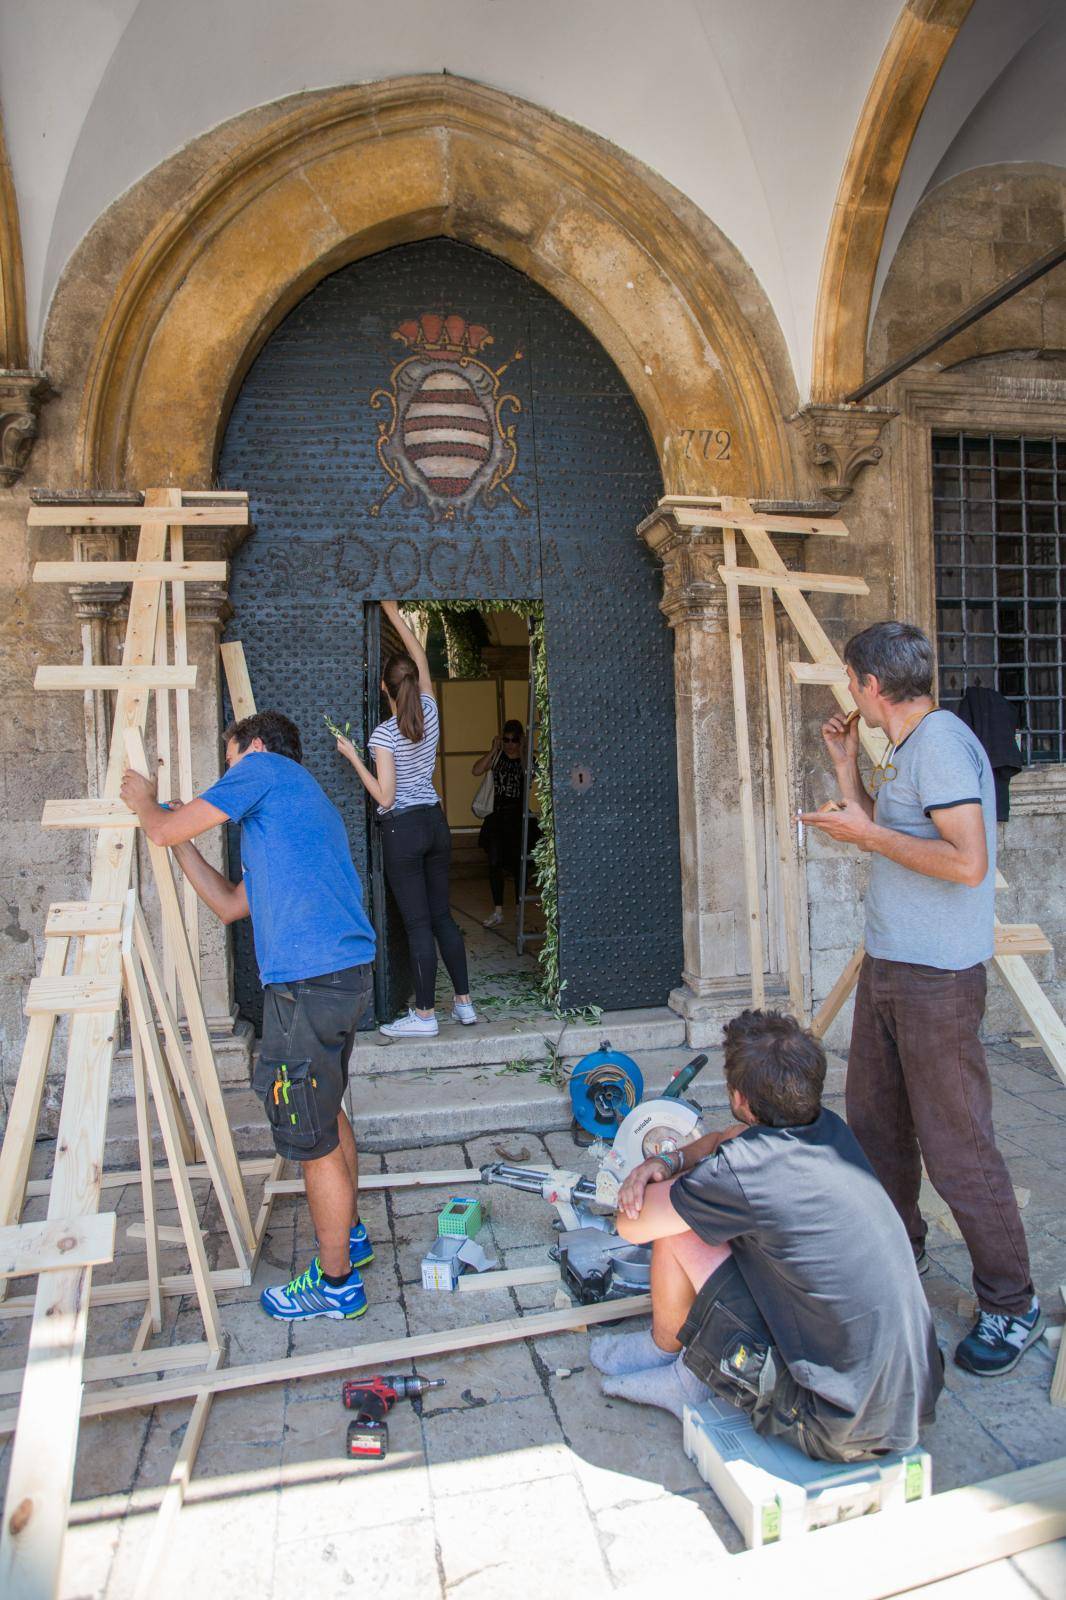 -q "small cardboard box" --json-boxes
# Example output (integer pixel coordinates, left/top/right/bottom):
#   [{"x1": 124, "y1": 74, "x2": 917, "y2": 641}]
[{"x1": 421, "y1": 1236, "x2": 465, "y2": 1292}]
